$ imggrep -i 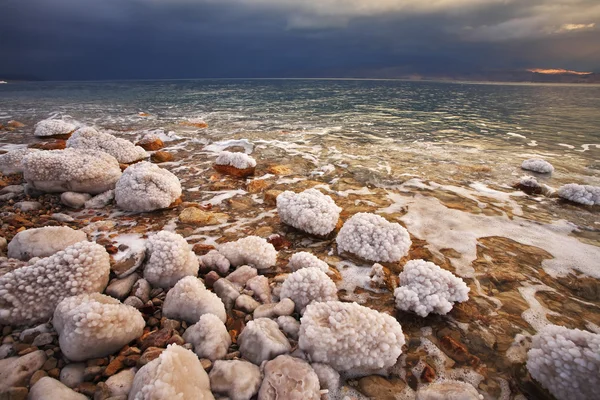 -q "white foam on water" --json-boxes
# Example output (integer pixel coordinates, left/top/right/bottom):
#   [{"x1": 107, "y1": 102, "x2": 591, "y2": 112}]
[
  {"x1": 203, "y1": 139, "x2": 254, "y2": 154},
  {"x1": 559, "y1": 143, "x2": 575, "y2": 149},
  {"x1": 507, "y1": 132, "x2": 527, "y2": 139},
  {"x1": 577, "y1": 143, "x2": 600, "y2": 152},
  {"x1": 202, "y1": 189, "x2": 247, "y2": 205},
  {"x1": 518, "y1": 284, "x2": 559, "y2": 331}
]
